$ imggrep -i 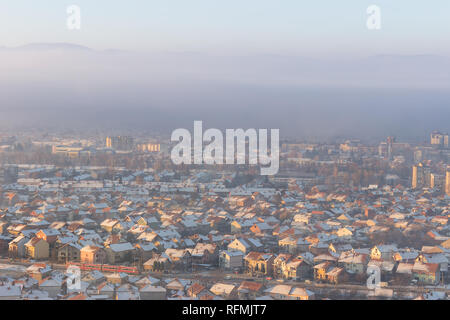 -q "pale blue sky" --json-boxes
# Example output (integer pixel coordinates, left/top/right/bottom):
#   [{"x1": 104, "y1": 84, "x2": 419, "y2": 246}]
[{"x1": 1, "y1": 0, "x2": 449, "y2": 55}]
